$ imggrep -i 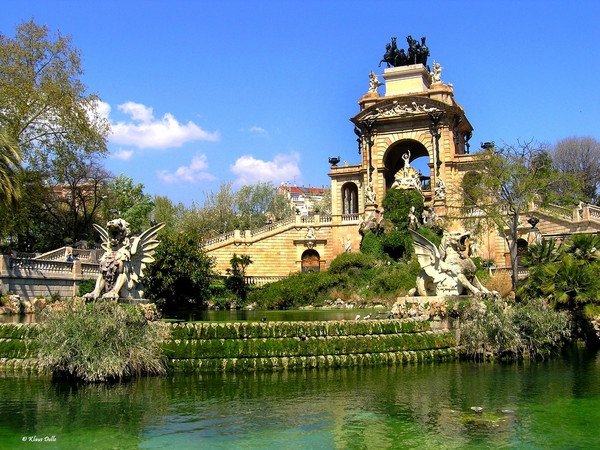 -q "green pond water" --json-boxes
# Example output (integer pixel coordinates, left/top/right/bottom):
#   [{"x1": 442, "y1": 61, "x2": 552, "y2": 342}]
[{"x1": 1, "y1": 347, "x2": 599, "y2": 449}]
